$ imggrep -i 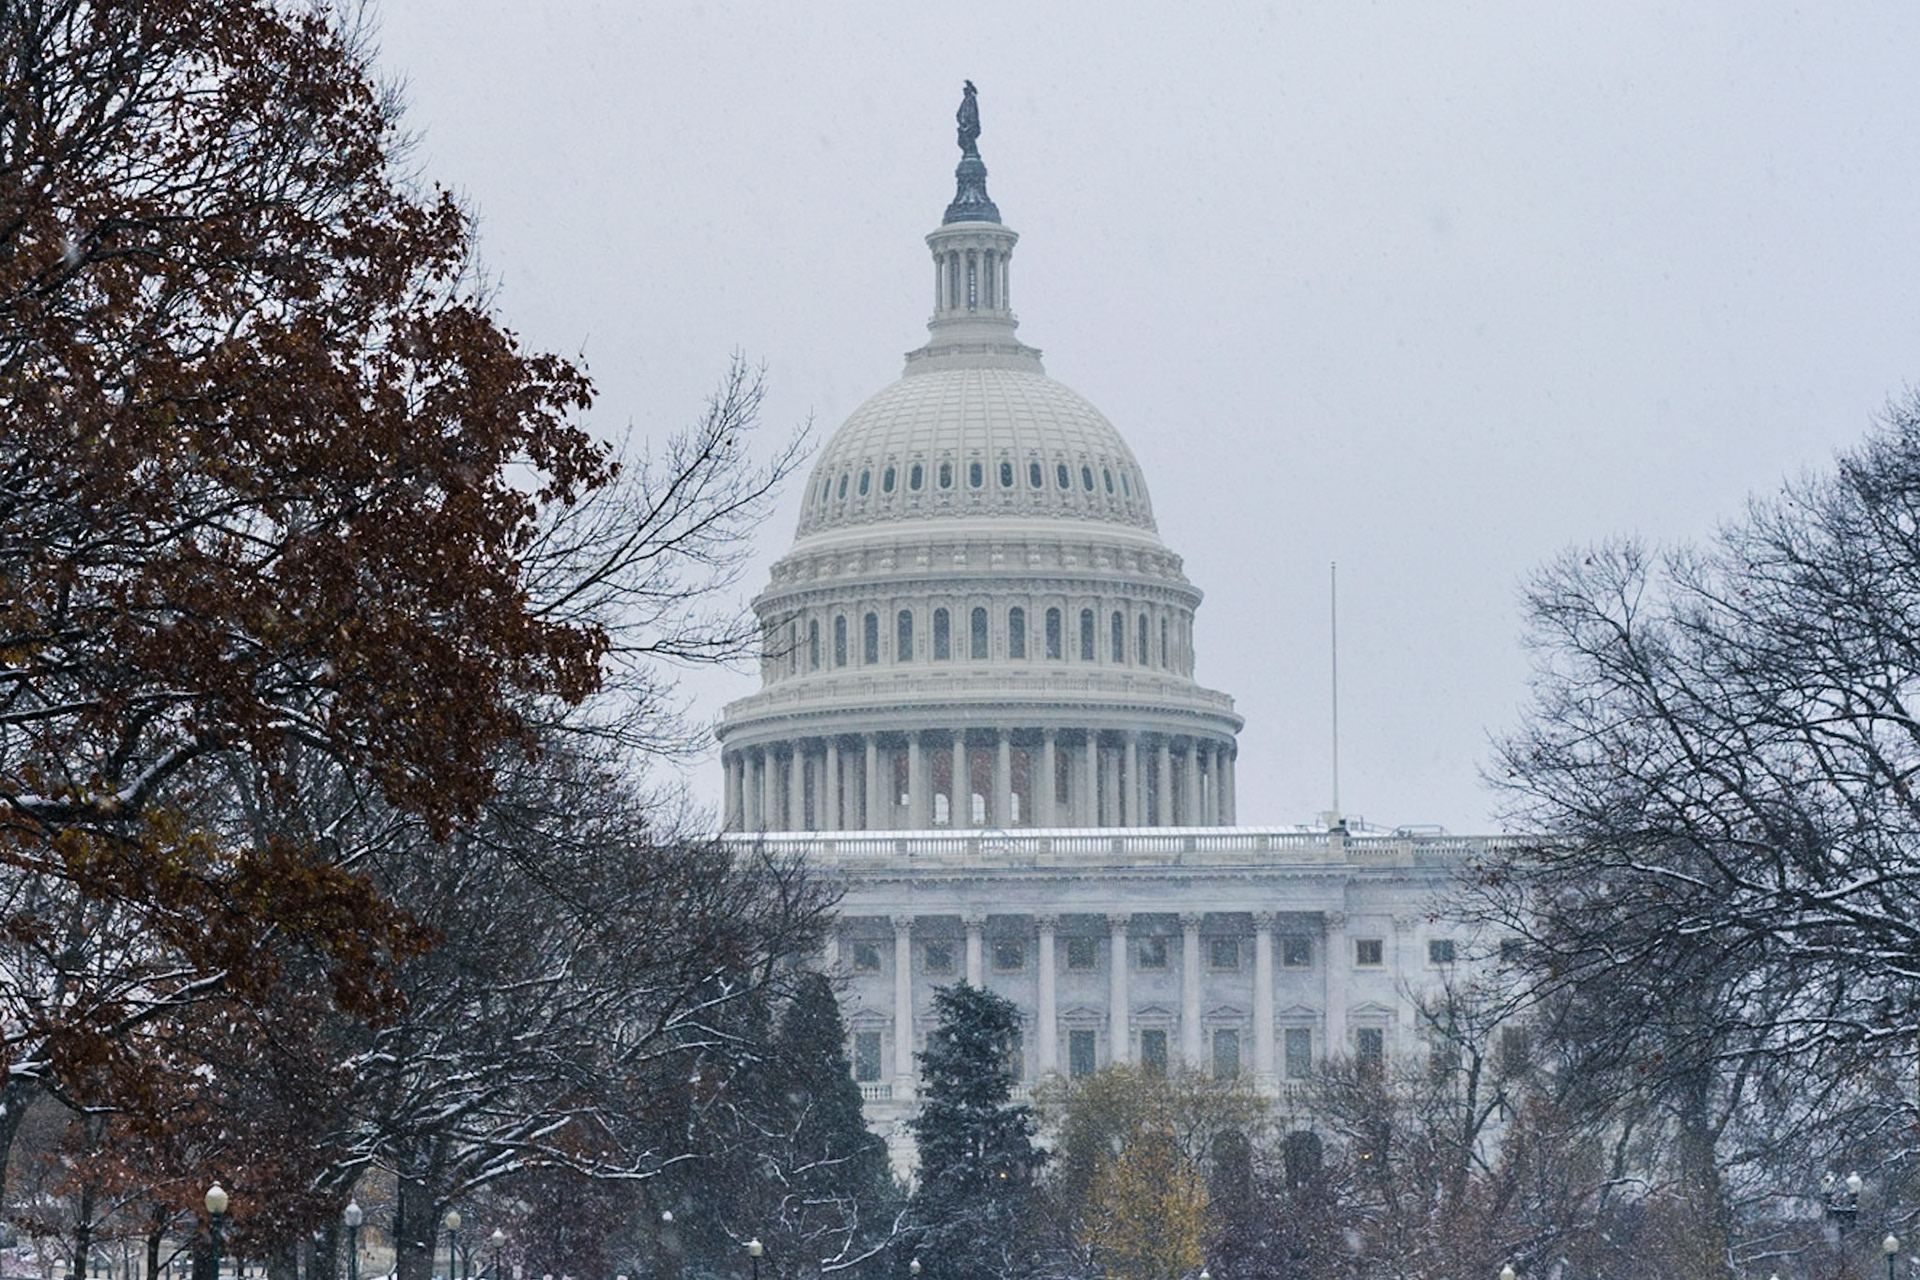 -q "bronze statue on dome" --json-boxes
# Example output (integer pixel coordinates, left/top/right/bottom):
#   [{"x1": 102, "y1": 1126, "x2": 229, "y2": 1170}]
[{"x1": 957, "y1": 80, "x2": 981, "y2": 156}]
